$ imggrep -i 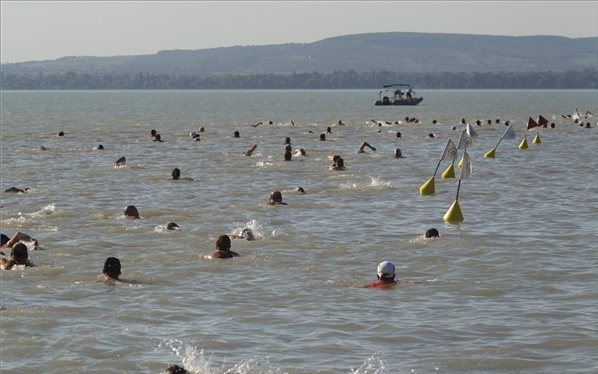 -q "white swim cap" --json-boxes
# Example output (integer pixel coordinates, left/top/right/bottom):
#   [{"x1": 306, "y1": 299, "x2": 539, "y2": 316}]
[{"x1": 377, "y1": 261, "x2": 395, "y2": 279}]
